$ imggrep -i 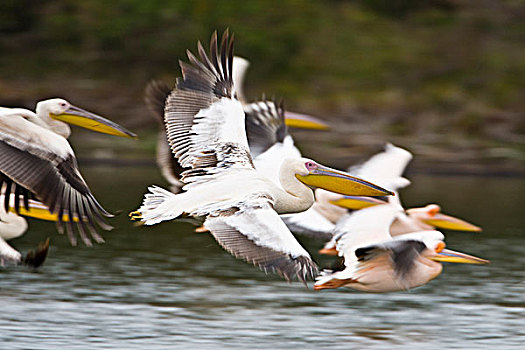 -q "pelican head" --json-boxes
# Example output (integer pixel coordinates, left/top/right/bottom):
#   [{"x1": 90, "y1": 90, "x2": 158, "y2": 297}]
[
  {"x1": 36, "y1": 98, "x2": 137, "y2": 139},
  {"x1": 406, "y1": 204, "x2": 482, "y2": 232},
  {"x1": 288, "y1": 158, "x2": 394, "y2": 197}
]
